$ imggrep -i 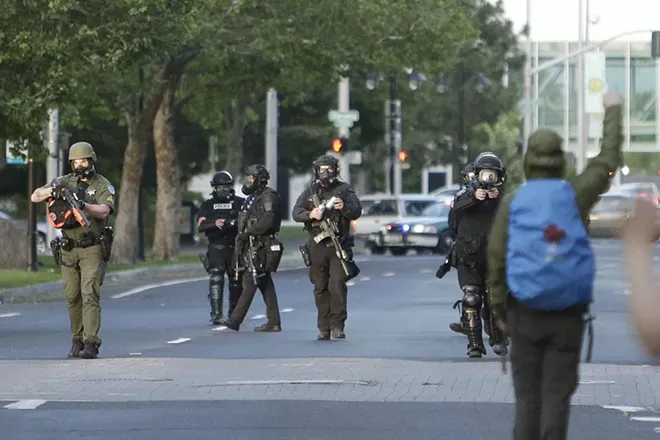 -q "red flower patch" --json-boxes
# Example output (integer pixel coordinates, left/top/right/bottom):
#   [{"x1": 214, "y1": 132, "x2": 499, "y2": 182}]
[{"x1": 543, "y1": 224, "x2": 566, "y2": 242}]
